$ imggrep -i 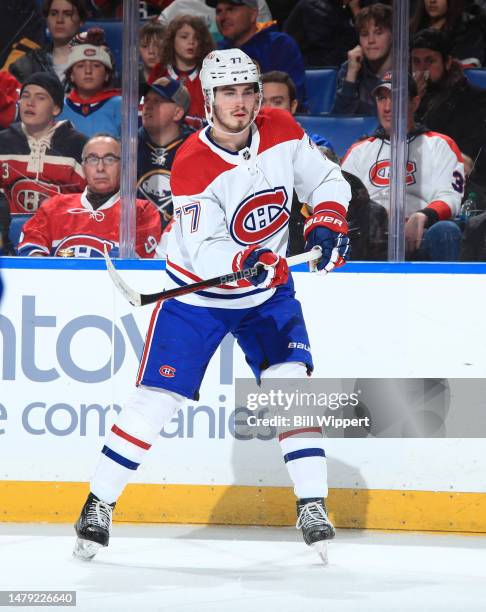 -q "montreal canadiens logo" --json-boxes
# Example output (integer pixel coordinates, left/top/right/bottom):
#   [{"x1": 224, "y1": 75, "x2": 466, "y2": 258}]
[
  {"x1": 230, "y1": 186, "x2": 290, "y2": 245},
  {"x1": 369, "y1": 160, "x2": 417, "y2": 187},
  {"x1": 12, "y1": 179, "x2": 60, "y2": 213},
  {"x1": 54, "y1": 235, "x2": 115, "y2": 258},
  {"x1": 159, "y1": 365, "x2": 176, "y2": 378}
]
